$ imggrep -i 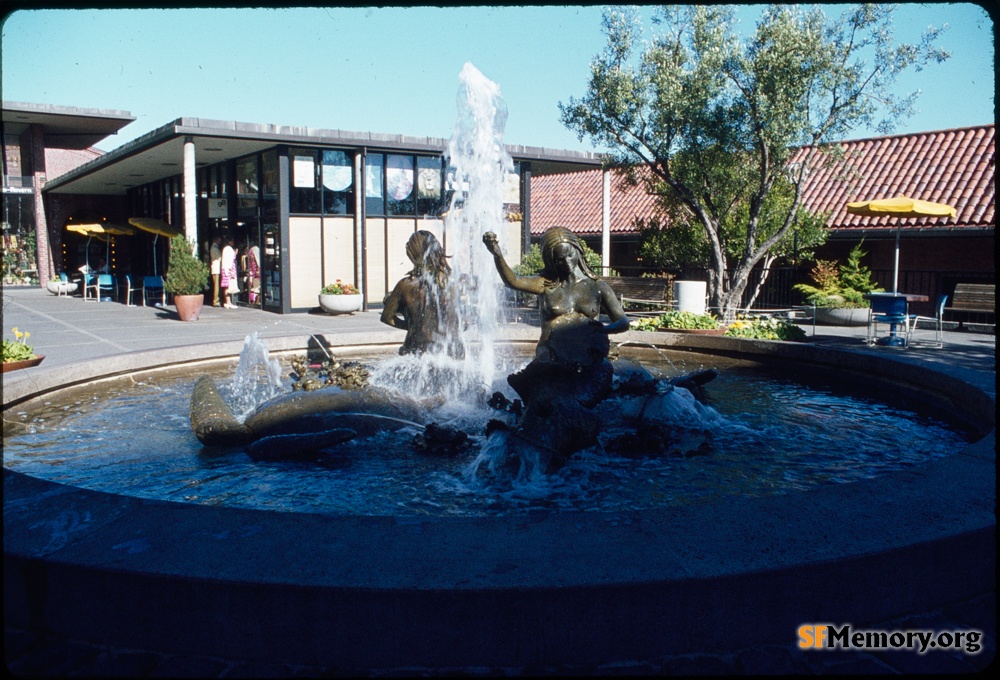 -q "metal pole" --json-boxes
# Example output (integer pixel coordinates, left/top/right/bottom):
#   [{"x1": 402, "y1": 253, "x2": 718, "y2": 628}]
[{"x1": 892, "y1": 227, "x2": 900, "y2": 294}]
